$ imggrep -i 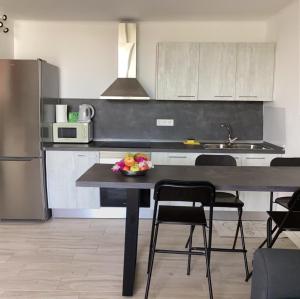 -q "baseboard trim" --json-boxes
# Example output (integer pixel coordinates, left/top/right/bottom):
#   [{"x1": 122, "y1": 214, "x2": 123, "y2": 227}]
[{"x1": 52, "y1": 209, "x2": 267, "y2": 221}]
